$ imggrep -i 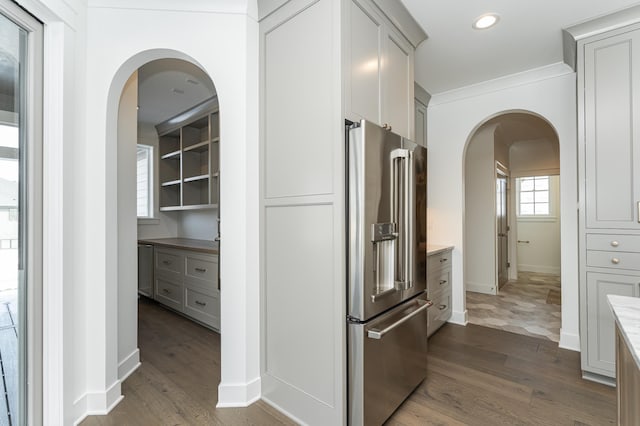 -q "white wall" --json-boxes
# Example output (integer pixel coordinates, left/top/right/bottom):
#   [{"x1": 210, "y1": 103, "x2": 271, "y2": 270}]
[
  {"x1": 464, "y1": 124, "x2": 498, "y2": 294},
  {"x1": 116, "y1": 72, "x2": 141, "y2": 382},
  {"x1": 516, "y1": 175, "x2": 561, "y2": 274},
  {"x1": 427, "y1": 64, "x2": 580, "y2": 351},
  {"x1": 178, "y1": 210, "x2": 218, "y2": 240},
  {"x1": 83, "y1": 0, "x2": 260, "y2": 421},
  {"x1": 136, "y1": 122, "x2": 179, "y2": 239}
]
